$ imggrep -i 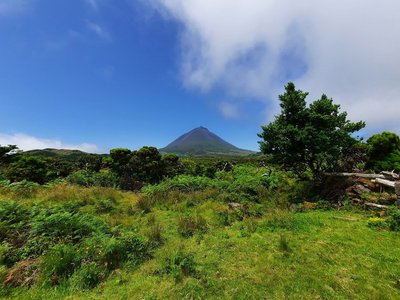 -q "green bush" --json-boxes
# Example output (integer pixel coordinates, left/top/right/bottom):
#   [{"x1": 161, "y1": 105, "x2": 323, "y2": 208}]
[
  {"x1": 82, "y1": 233, "x2": 150, "y2": 270},
  {"x1": 145, "y1": 223, "x2": 164, "y2": 248},
  {"x1": 388, "y1": 209, "x2": 400, "y2": 231},
  {"x1": 136, "y1": 195, "x2": 154, "y2": 213},
  {"x1": 0, "y1": 201, "x2": 30, "y2": 230},
  {"x1": 143, "y1": 175, "x2": 225, "y2": 194},
  {"x1": 367, "y1": 217, "x2": 387, "y2": 230},
  {"x1": 0, "y1": 242, "x2": 11, "y2": 265},
  {"x1": 27, "y1": 209, "x2": 108, "y2": 255},
  {"x1": 40, "y1": 244, "x2": 80, "y2": 285},
  {"x1": 67, "y1": 170, "x2": 118, "y2": 188},
  {"x1": 69, "y1": 262, "x2": 107, "y2": 290},
  {"x1": 0, "y1": 201, "x2": 30, "y2": 263},
  {"x1": 160, "y1": 250, "x2": 197, "y2": 282},
  {"x1": 94, "y1": 198, "x2": 116, "y2": 214},
  {"x1": 6, "y1": 156, "x2": 48, "y2": 184},
  {"x1": 278, "y1": 234, "x2": 292, "y2": 255},
  {"x1": 142, "y1": 165, "x2": 295, "y2": 205},
  {"x1": 6, "y1": 180, "x2": 40, "y2": 198}
]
